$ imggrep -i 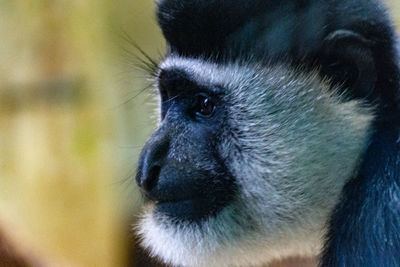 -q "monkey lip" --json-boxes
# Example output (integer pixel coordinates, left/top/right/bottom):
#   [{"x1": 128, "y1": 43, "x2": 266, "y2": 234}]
[
  {"x1": 155, "y1": 197, "x2": 200, "y2": 205},
  {"x1": 140, "y1": 188, "x2": 201, "y2": 204},
  {"x1": 153, "y1": 196, "x2": 225, "y2": 221},
  {"x1": 151, "y1": 196, "x2": 204, "y2": 205},
  {"x1": 140, "y1": 189, "x2": 159, "y2": 202},
  {"x1": 140, "y1": 184, "x2": 234, "y2": 221}
]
